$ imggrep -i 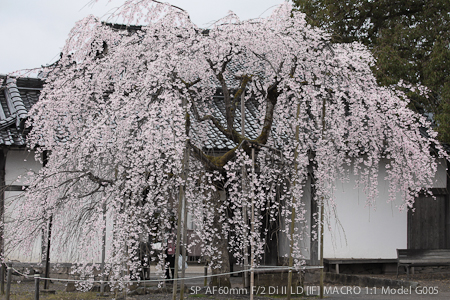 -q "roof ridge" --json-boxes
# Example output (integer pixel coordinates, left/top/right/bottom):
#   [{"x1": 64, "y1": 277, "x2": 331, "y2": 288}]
[{"x1": 5, "y1": 78, "x2": 28, "y2": 126}]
